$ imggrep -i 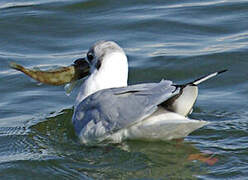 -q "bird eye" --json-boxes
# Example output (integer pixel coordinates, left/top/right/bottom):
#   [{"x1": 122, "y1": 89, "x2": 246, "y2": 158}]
[{"x1": 87, "y1": 52, "x2": 94, "y2": 62}]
